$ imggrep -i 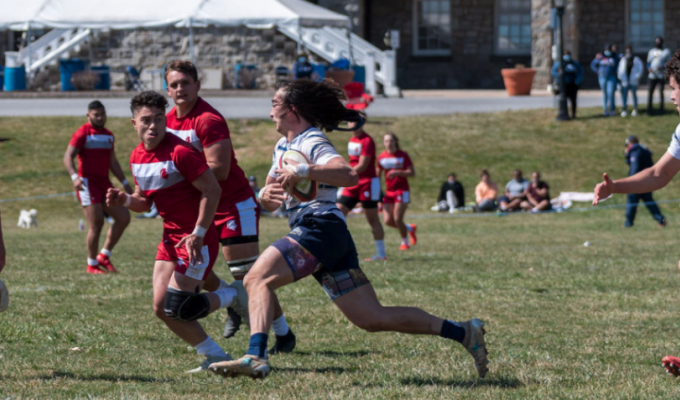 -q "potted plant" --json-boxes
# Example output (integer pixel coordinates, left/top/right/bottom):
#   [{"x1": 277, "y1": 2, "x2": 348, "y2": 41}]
[{"x1": 501, "y1": 64, "x2": 536, "y2": 96}]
